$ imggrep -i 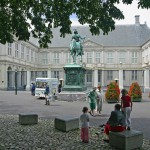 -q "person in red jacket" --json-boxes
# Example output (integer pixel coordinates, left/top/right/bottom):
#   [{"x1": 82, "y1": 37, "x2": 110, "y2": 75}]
[{"x1": 121, "y1": 89, "x2": 133, "y2": 130}]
